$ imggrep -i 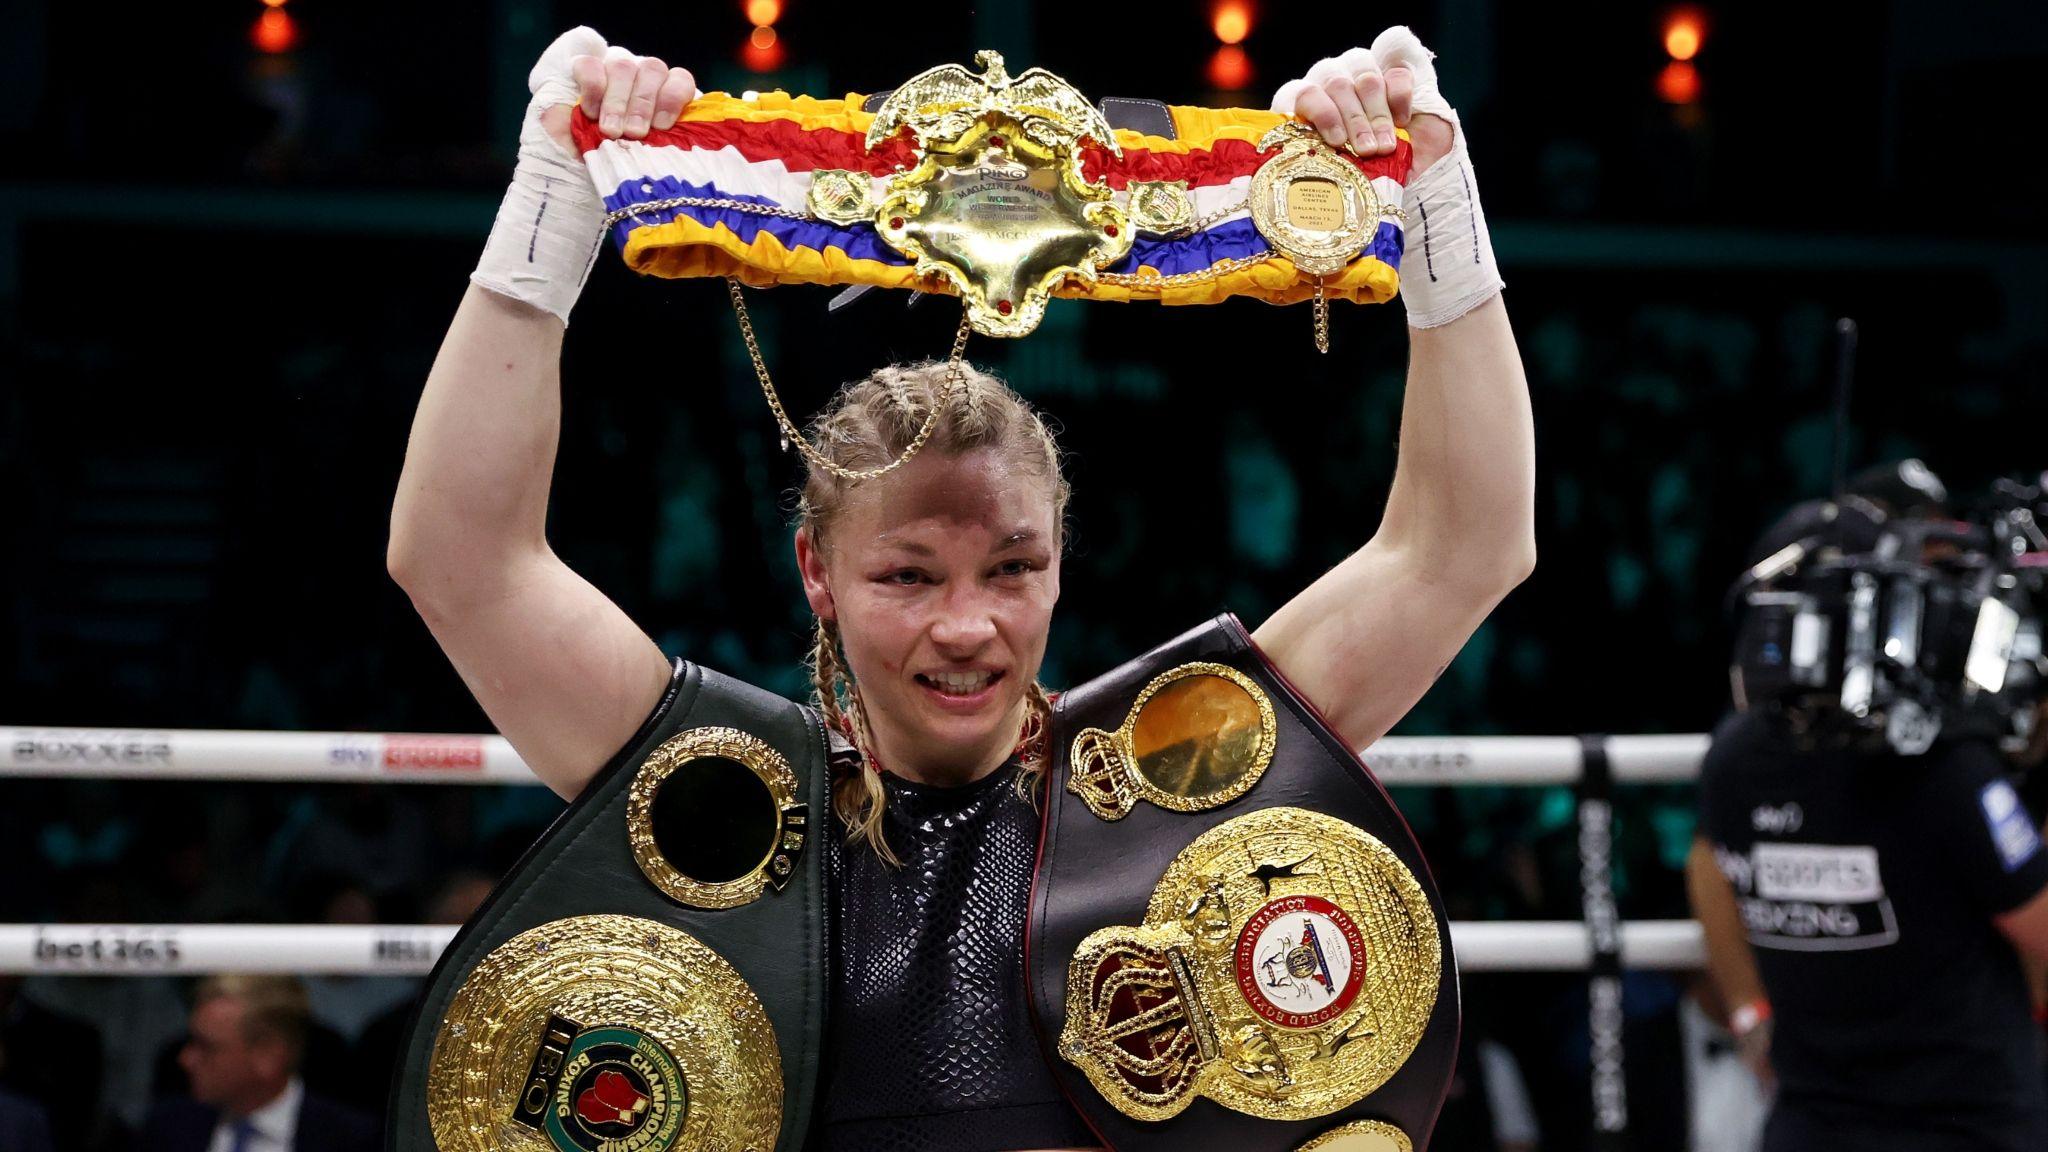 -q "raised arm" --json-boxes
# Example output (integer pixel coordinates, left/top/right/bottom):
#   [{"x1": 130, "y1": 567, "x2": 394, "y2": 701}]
[
  {"x1": 1255, "y1": 30, "x2": 1535, "y2": 752},
  {"x1": 386, "y1": 29, "x2": 695, "y2": 799}
]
